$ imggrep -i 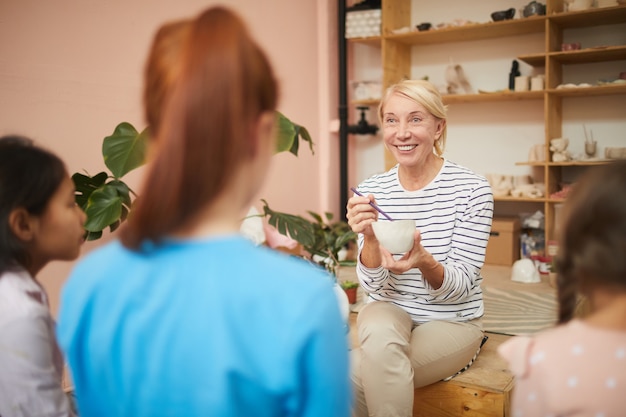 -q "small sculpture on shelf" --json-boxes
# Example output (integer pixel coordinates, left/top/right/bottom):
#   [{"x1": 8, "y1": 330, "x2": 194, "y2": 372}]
[
  {"x1": 486, "y1": 173, "x2": 514, "y2": 197},
  {"x1": 522, "y1": 1, "x2": 546, "y2": 17},
  {"x1": 550, "y1": 137, "x2": 572, "y2": 162},
  {"x1": 444, "y1": 63, "x2": 473, "y2": 95},
  {"x1": 486, "y1": 173, "x2": 544, "y2": 198}
]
